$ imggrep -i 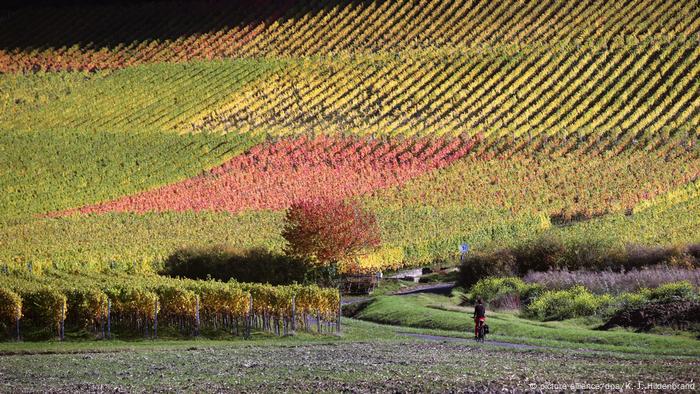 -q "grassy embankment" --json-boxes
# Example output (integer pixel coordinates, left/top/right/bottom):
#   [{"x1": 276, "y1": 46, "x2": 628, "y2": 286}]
[{"x1": 352, "y1": 293, "x2": 700, "y2": 357}]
